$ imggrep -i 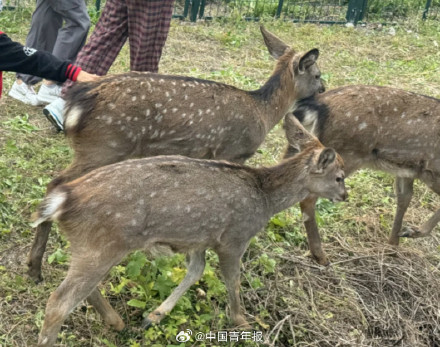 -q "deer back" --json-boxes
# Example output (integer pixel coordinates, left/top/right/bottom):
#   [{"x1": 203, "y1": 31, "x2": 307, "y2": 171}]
[{"x1": 293, "y1": 85, "x2": 440, "y2": 176}]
